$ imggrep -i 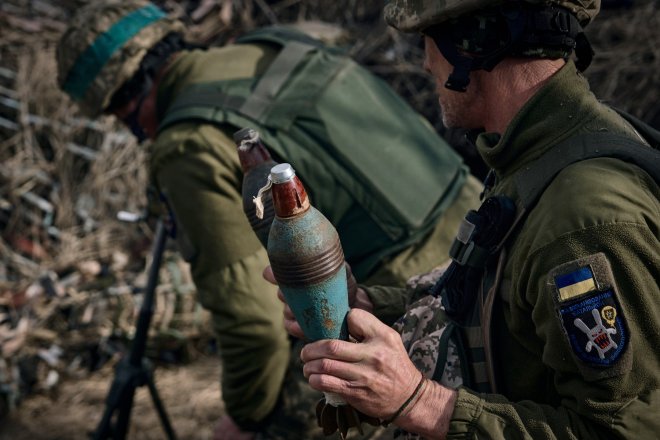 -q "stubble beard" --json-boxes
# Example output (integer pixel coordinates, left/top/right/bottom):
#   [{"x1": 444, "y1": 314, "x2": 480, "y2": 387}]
[
  {"x1": 437, "y1": 81, "x2": 482, "y2": 130},
  {"x1": 439, "y1": 94, "x2": 468, "y2": 129}
]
